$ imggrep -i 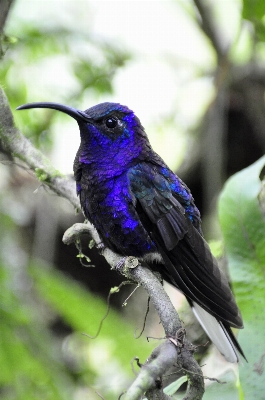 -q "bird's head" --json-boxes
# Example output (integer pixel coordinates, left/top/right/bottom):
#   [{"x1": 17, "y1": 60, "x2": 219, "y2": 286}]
[{"x1": 17, "y1": 101, "x2": 152, "y2": 174}]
